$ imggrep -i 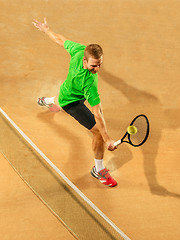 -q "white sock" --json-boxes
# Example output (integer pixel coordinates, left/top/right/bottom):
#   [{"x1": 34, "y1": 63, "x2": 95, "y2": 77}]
[
  {"x1": 44, "y1": 97, "x2": 55, "y2": 105},
  {"x1": 95, "y1": 159, "x2": 105, "y2": 172}
]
